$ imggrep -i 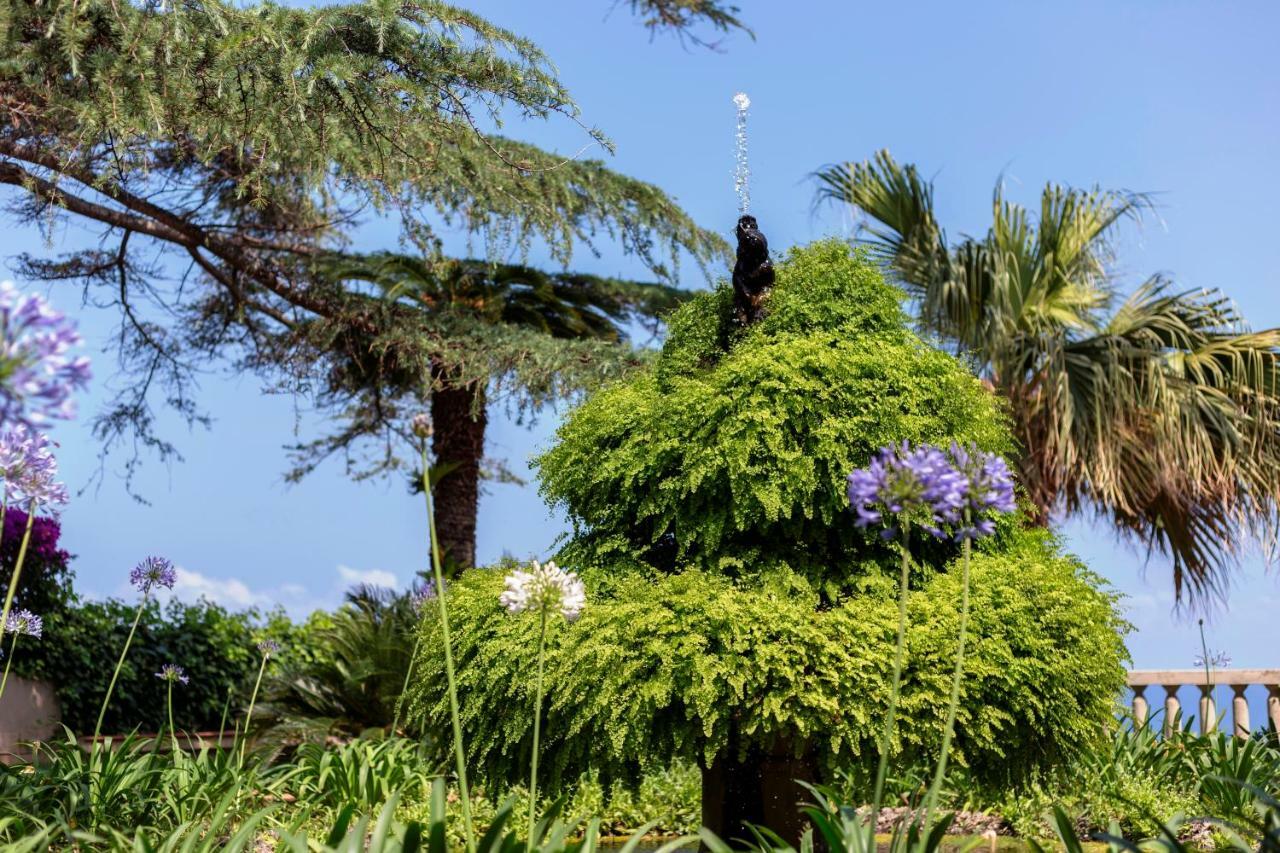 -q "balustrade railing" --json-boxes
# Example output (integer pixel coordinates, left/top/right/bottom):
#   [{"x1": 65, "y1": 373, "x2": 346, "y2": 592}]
[{"x1": 1127, "y1": 669, "x2": 1280, "y2": 738}]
